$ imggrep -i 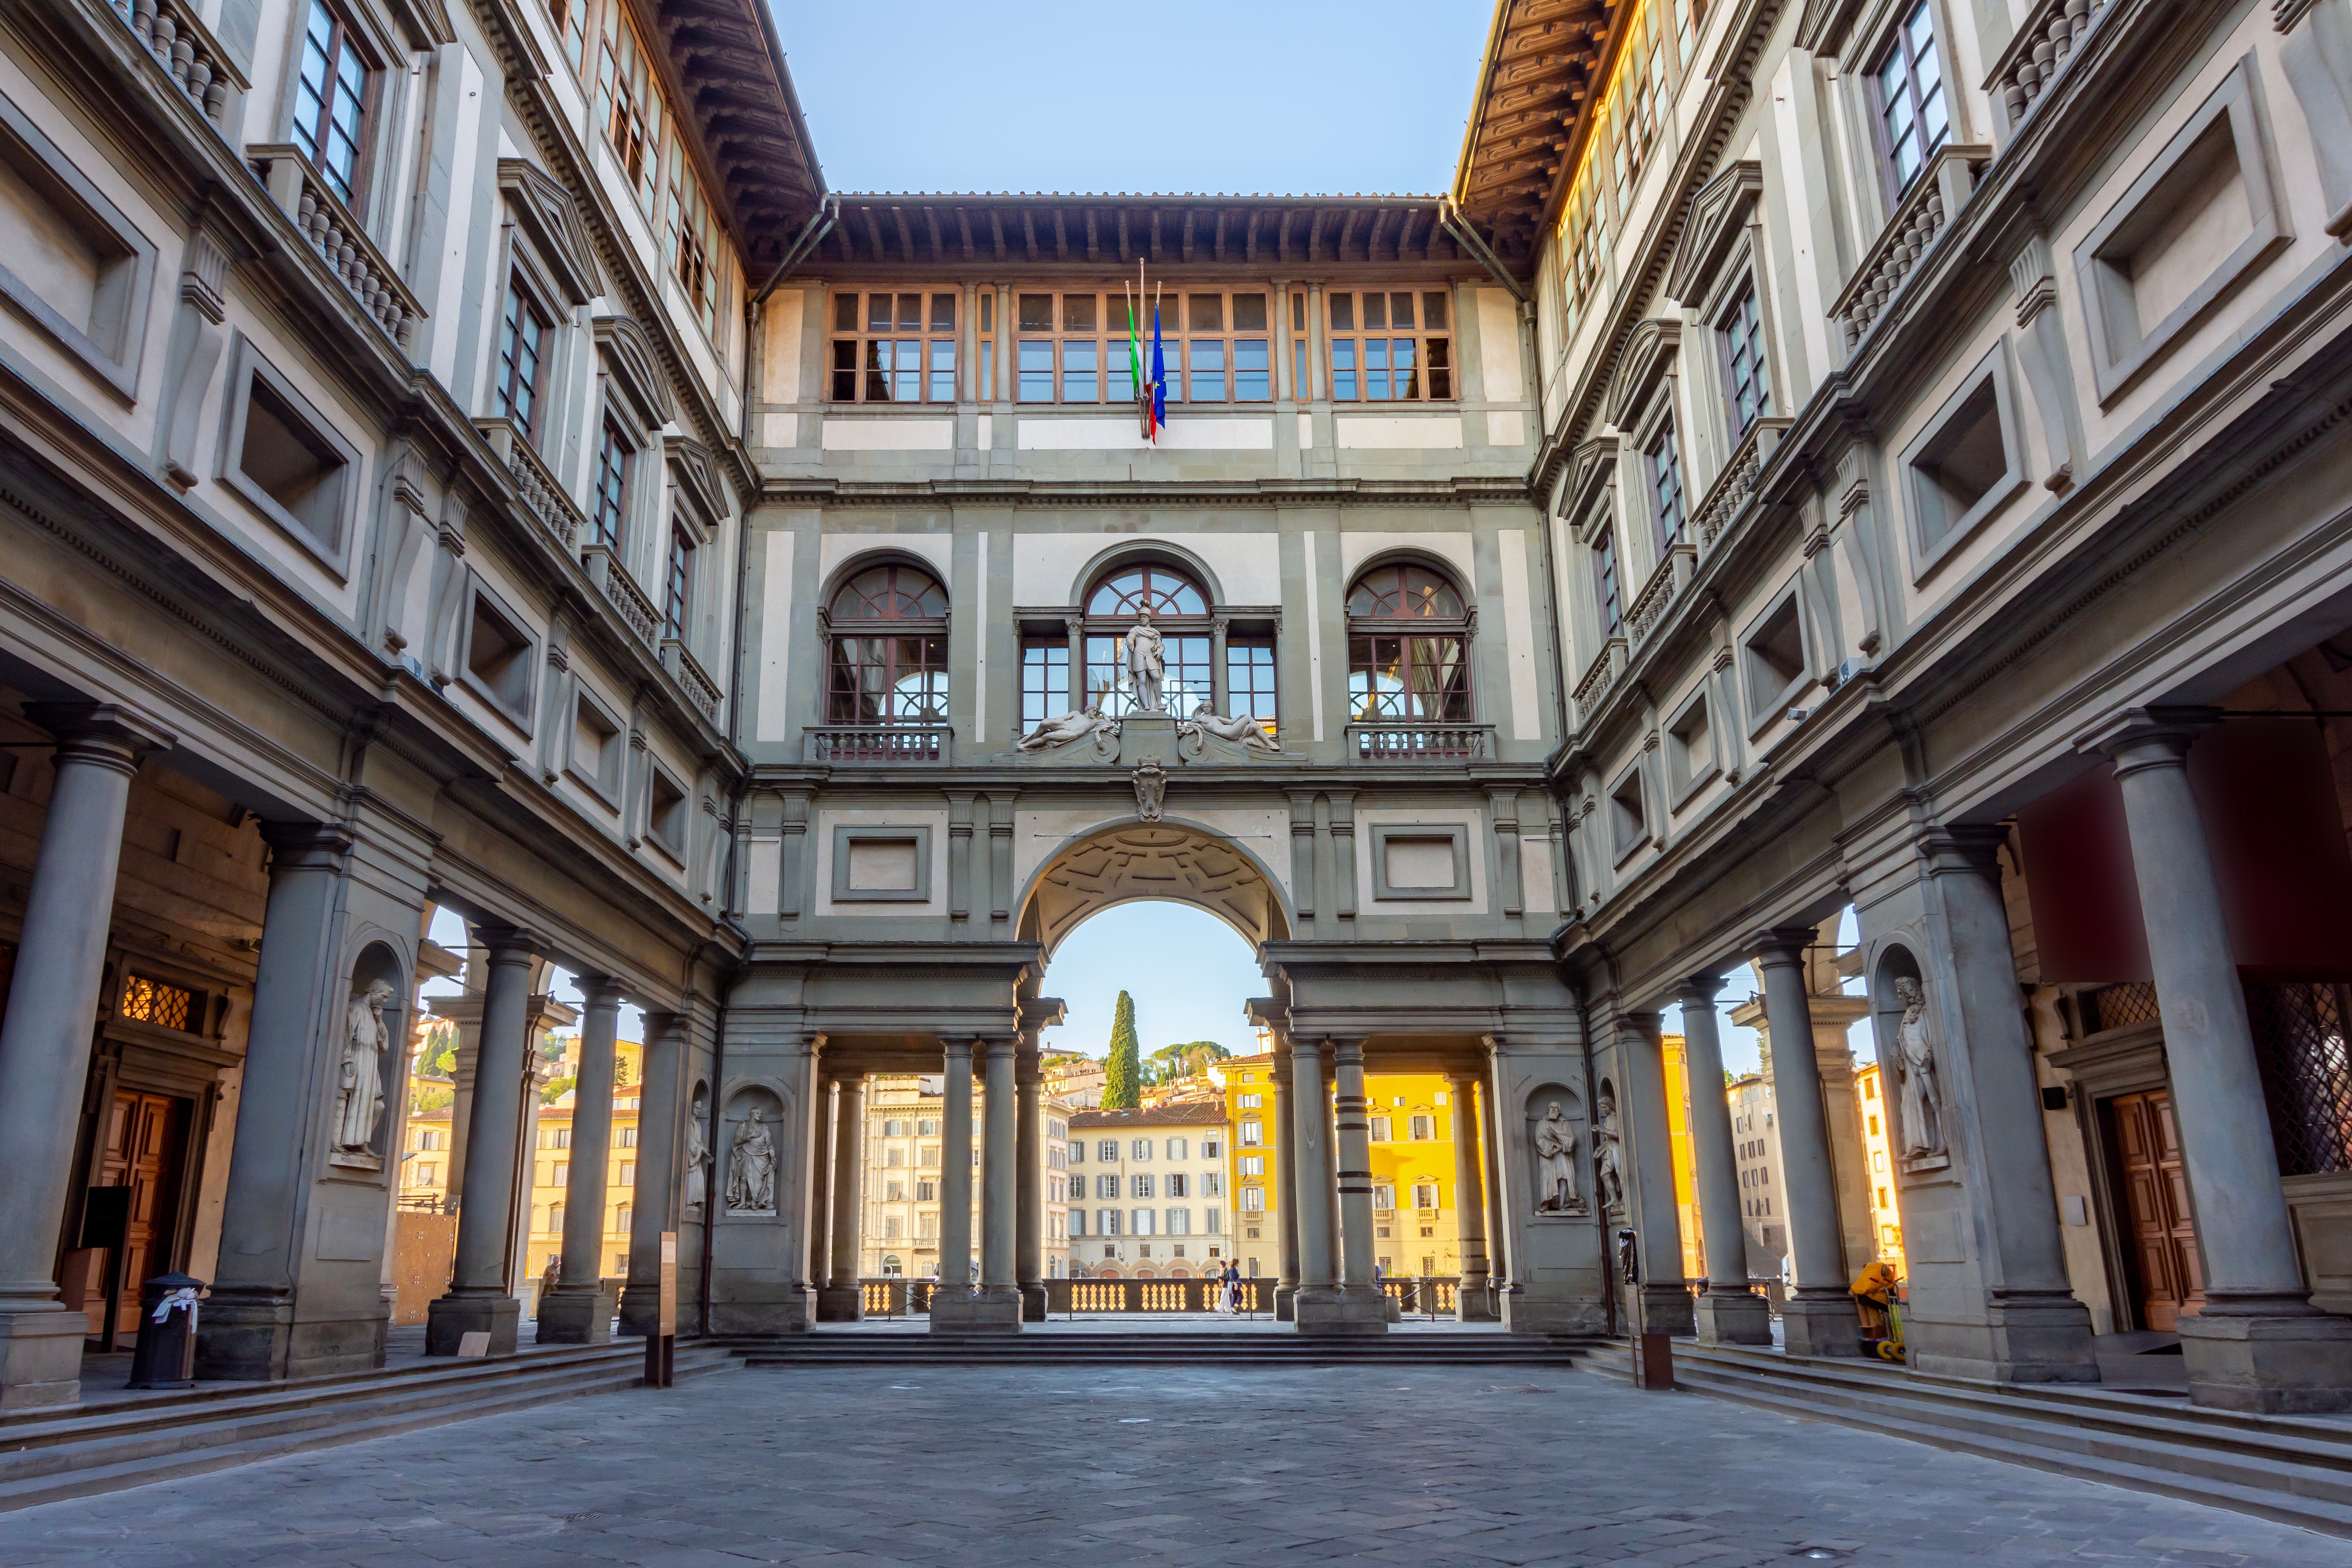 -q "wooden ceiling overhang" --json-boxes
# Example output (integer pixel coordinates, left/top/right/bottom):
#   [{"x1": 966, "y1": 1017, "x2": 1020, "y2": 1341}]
[
  {"x1": 656, "y1": 0, "x2": 825, "y2": 270},
  {"x1": 1450, "y1": 0, "x2": 1629, "y2": 279},
  {"x1": 809, "y1": 194, "x2": 1489, "y2": 277}
]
